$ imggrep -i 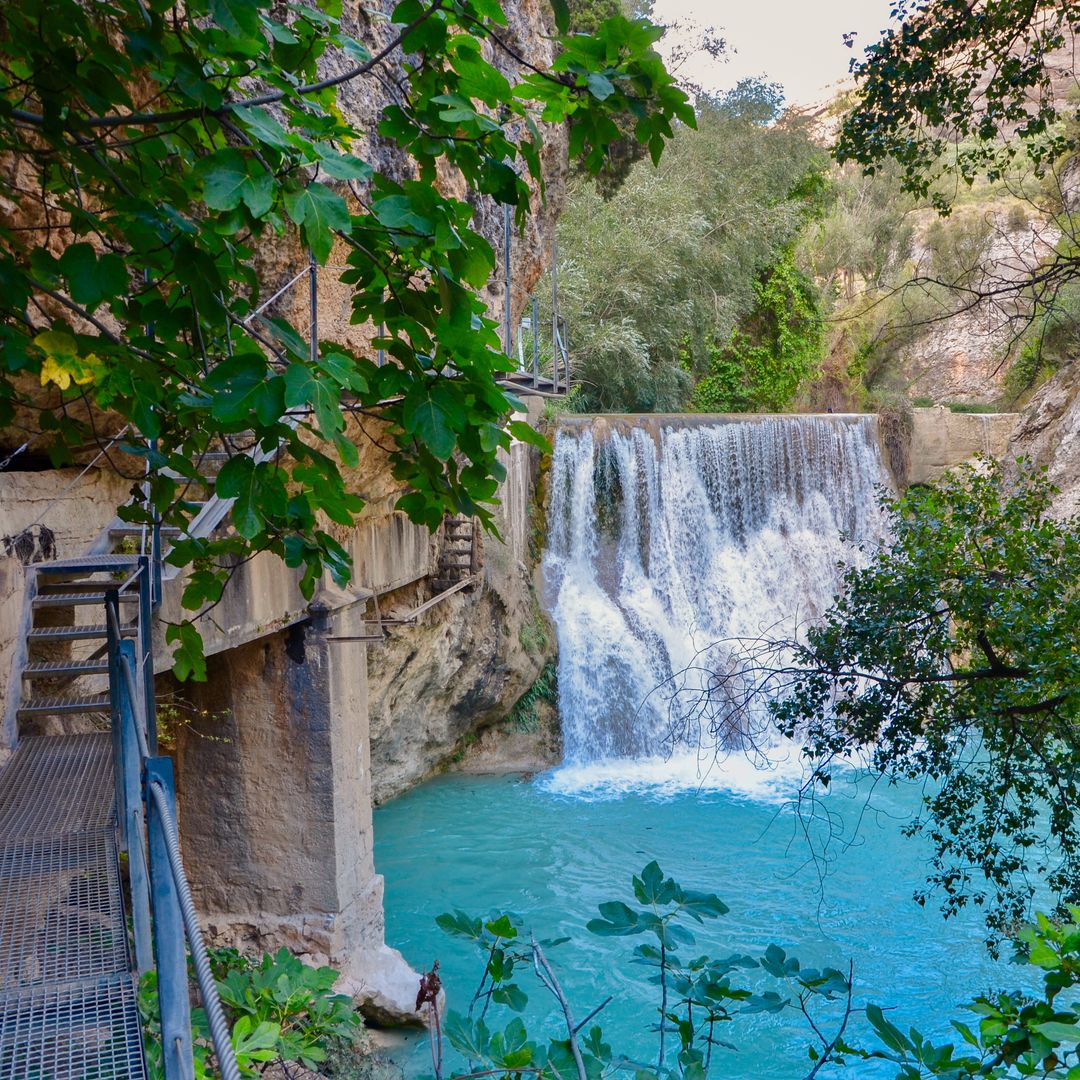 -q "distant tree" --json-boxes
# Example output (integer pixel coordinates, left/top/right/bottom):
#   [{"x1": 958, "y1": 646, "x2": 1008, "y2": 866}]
[{"x1": 547, "y1": 86, "x2": 826, "y2": 412}]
